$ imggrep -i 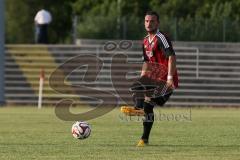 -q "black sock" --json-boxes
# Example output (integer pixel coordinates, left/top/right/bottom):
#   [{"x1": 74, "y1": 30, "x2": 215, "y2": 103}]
[{"x1": 141, "y1": 102, "x2": 154, "y2": 142}]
